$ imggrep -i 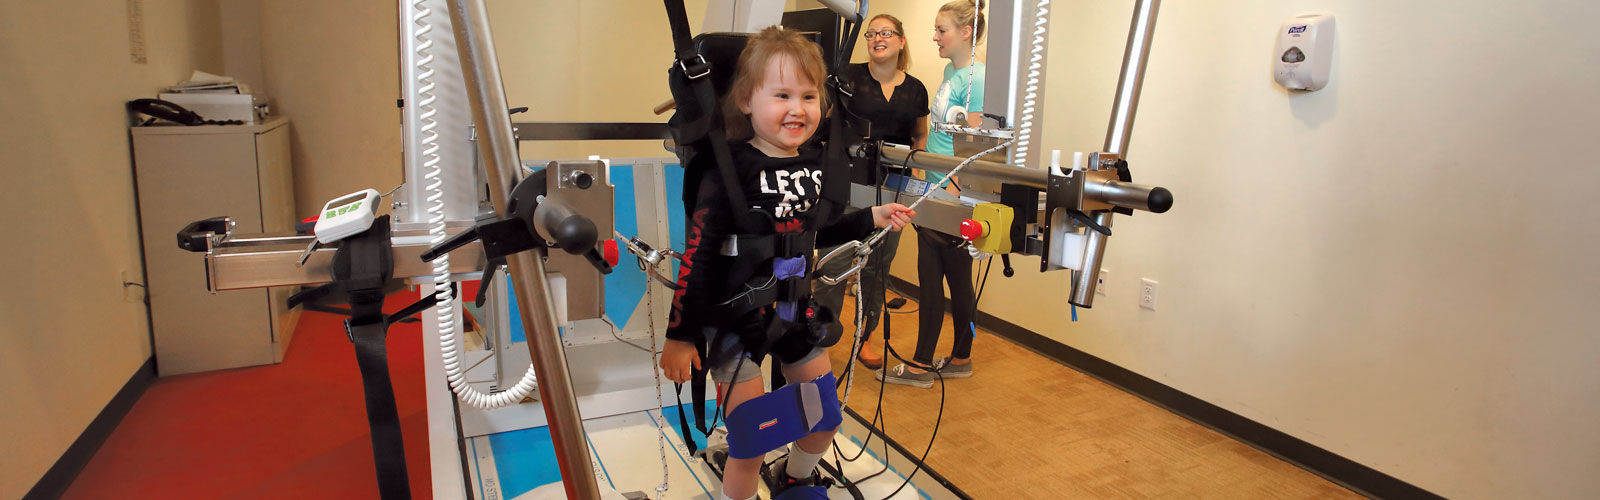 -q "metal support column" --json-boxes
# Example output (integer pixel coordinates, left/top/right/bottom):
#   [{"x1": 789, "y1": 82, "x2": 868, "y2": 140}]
[
  {"x1": 443, "y1": 0, "x2": 602, "y2": 498},
  {"x1": 1072, "y1": 0, "x2": 1160, "y2": 307}
]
